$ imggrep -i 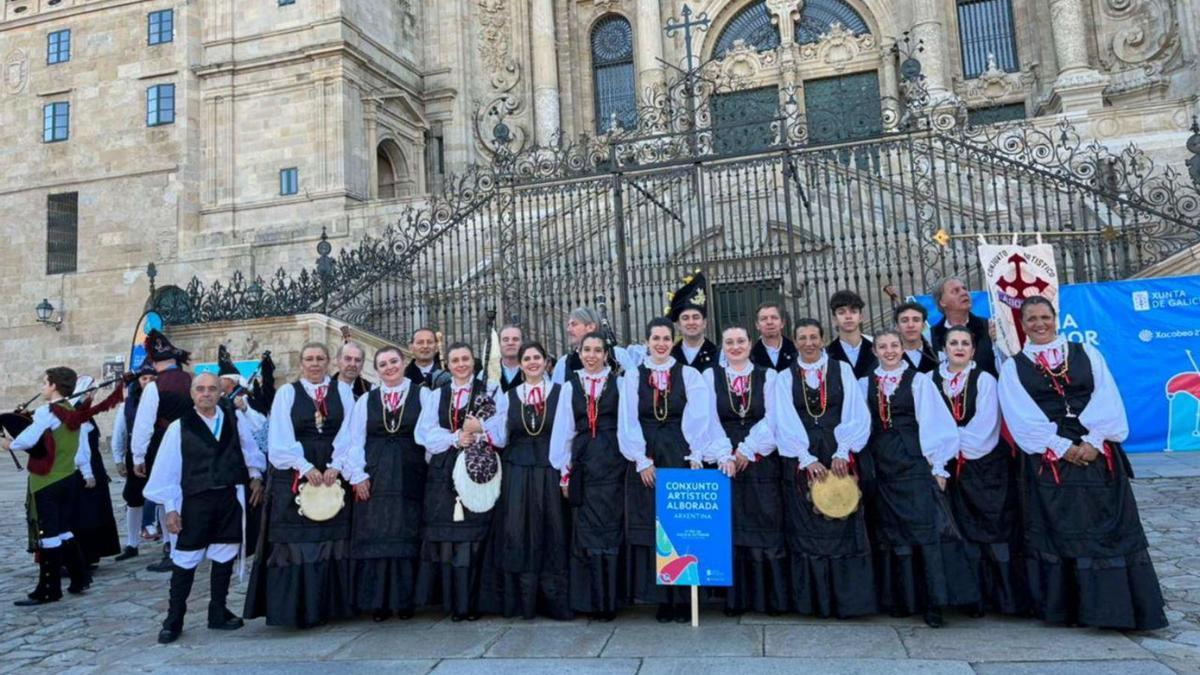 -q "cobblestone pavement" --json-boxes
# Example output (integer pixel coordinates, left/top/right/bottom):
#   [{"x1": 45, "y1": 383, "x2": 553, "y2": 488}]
[{"x1": 1, "y1": 453, "x2": 1198, "y2": 675}]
